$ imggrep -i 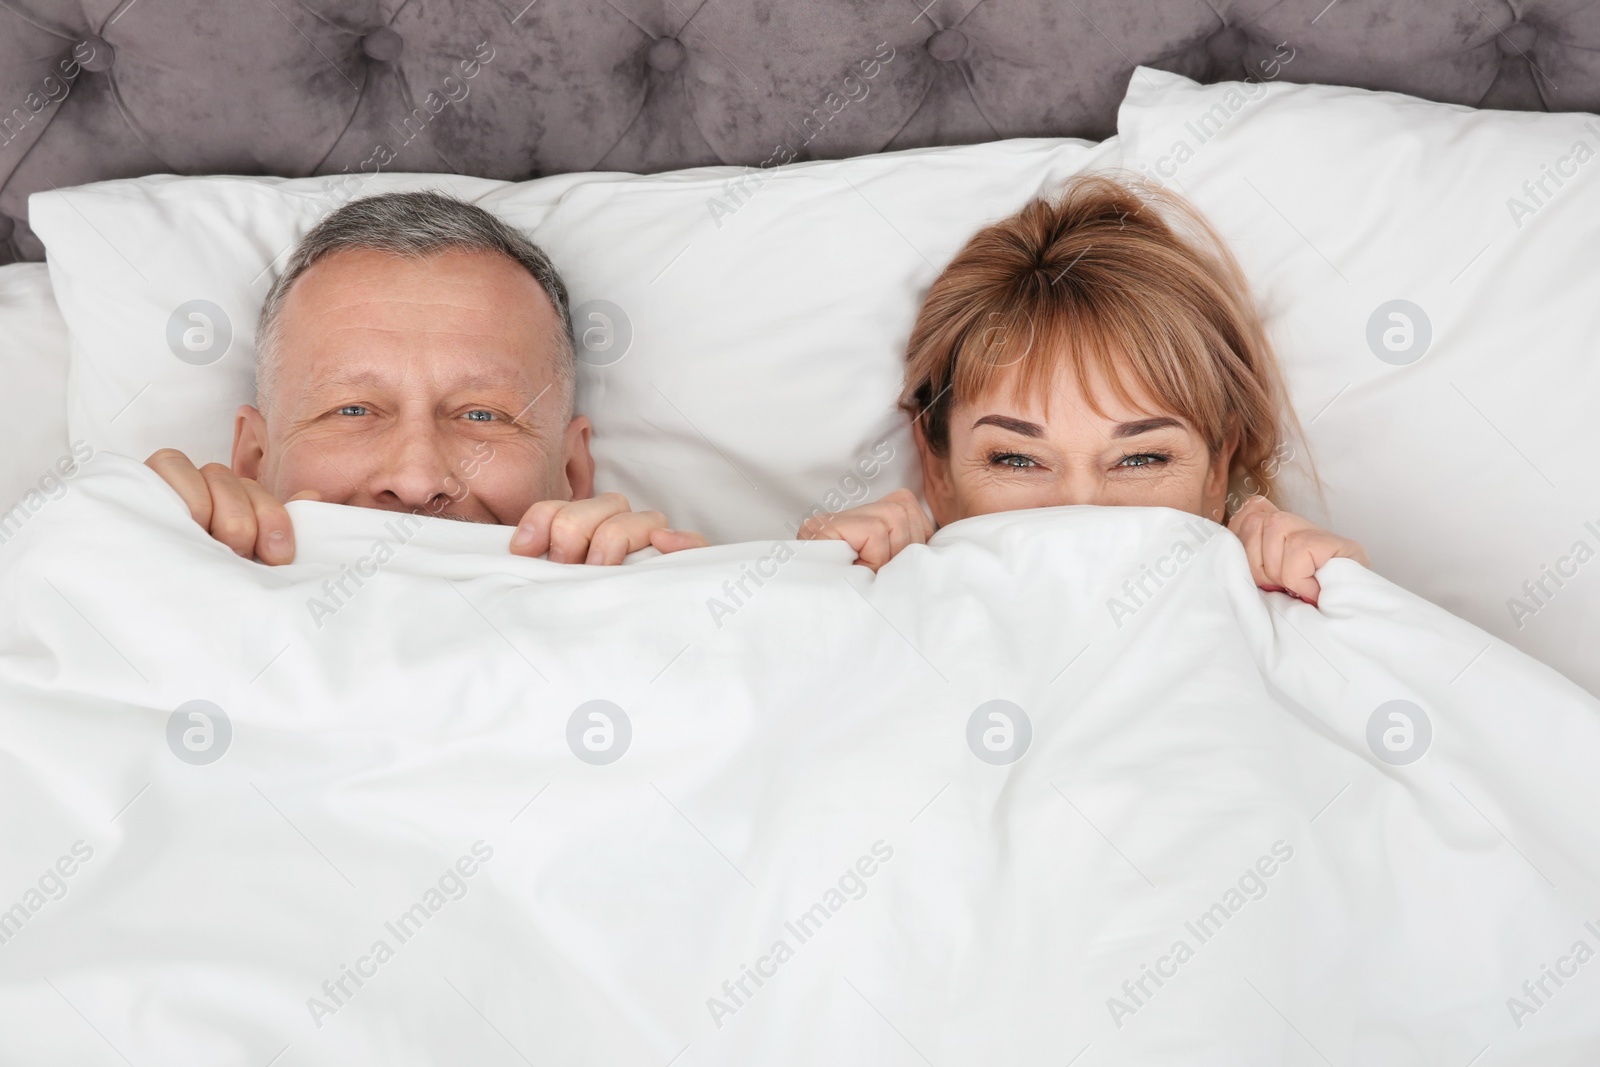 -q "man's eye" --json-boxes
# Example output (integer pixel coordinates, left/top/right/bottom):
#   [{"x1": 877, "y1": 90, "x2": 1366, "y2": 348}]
[
  {"x1": 463, "y1": 410, "x2": 496, "y2": 423},
  {"x1": 1118, "y1": 452, "x2": 1171, "y2": 468},
  {"x1": 989, "y1": 452, "x2": 1037, "y2": 469},
  {"x1": 336, "y1": 405, "x2": 369, "y2": 417}
]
